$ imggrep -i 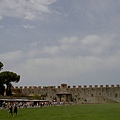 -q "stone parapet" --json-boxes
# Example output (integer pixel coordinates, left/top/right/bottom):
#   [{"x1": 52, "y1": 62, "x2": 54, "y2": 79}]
[{"x1": 14, "y1": 84, "x2": 120, "y2": 89}]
